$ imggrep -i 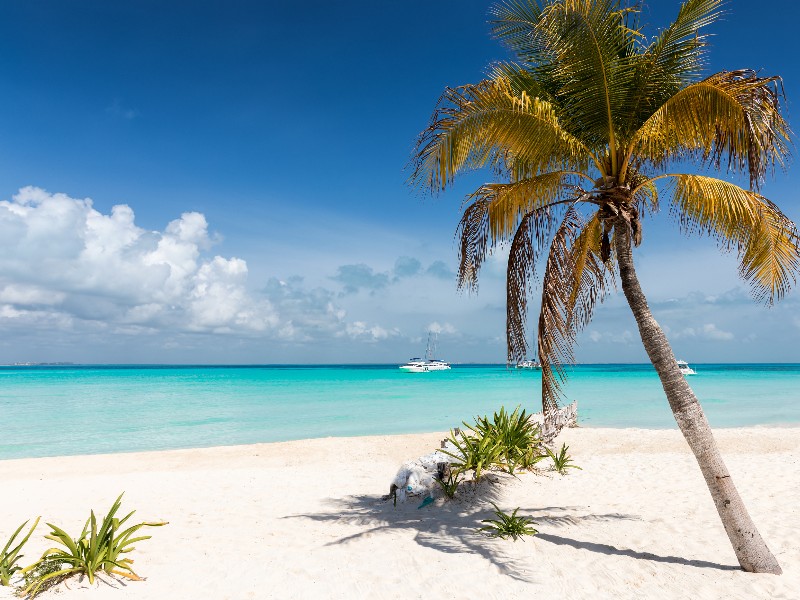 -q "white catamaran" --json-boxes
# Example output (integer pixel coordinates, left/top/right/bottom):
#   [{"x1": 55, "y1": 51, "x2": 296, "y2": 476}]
[{"x1": 399, "y1": 332, "x2": 451, "y2": 373}]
